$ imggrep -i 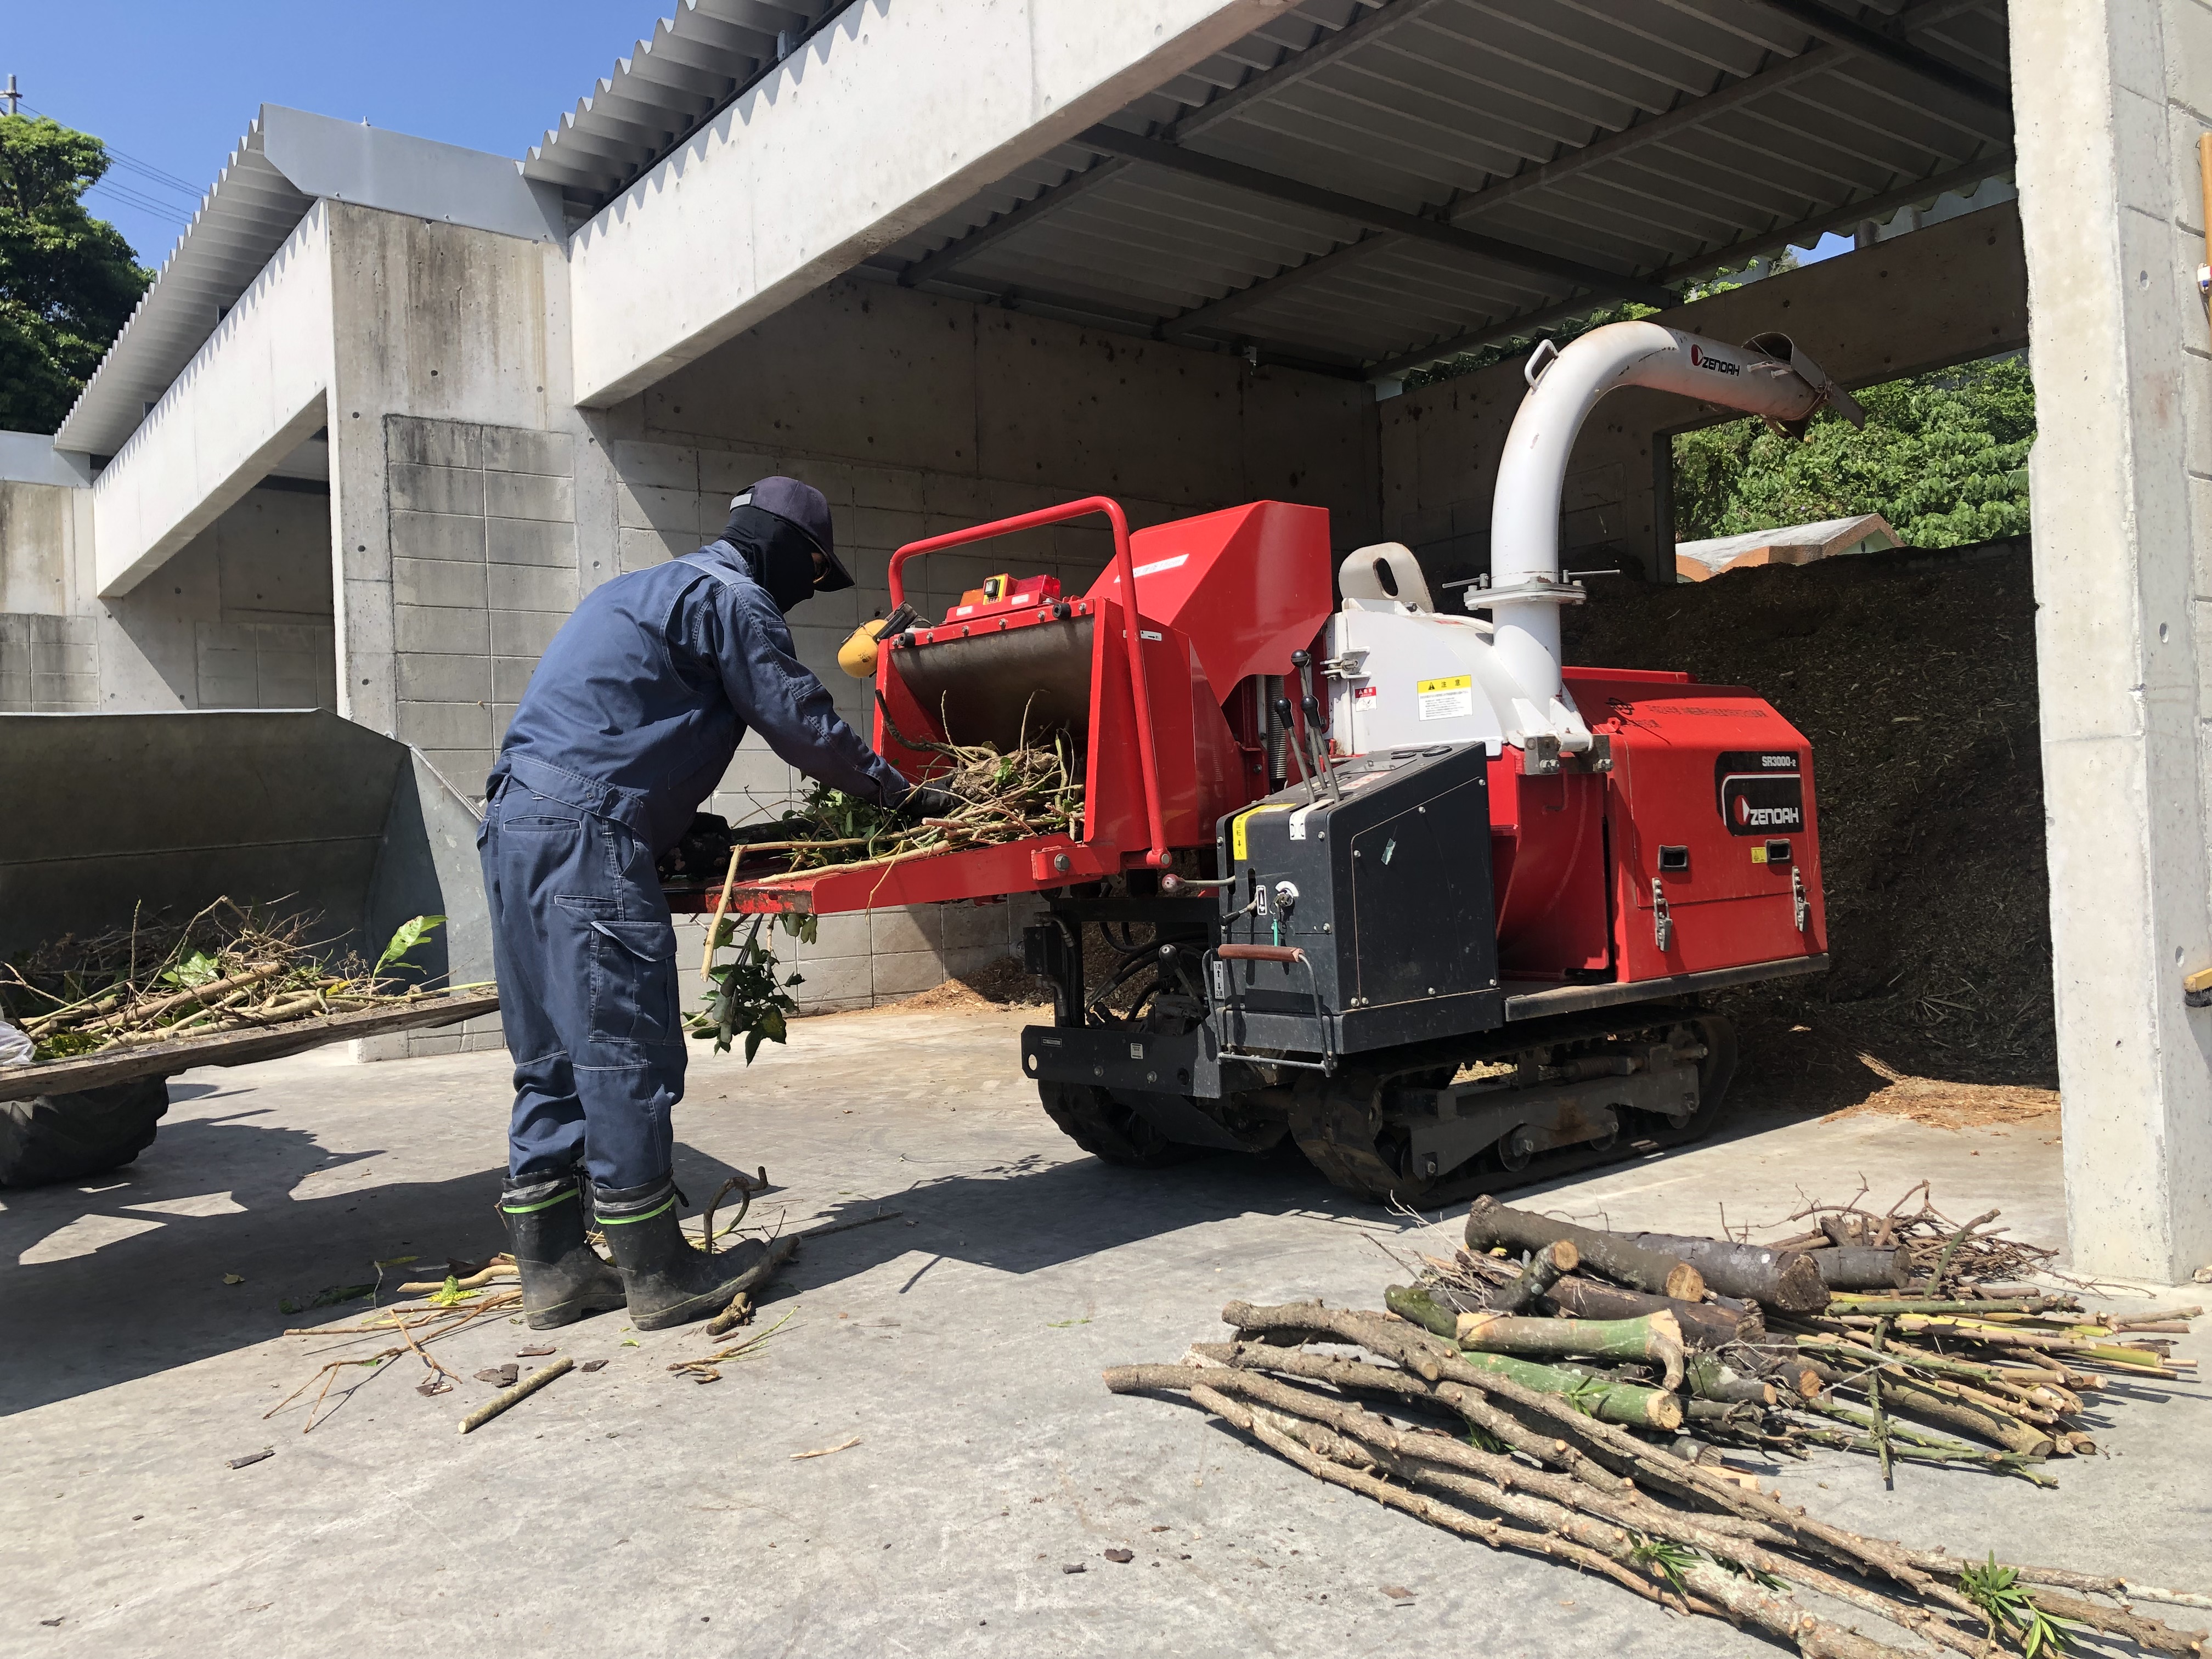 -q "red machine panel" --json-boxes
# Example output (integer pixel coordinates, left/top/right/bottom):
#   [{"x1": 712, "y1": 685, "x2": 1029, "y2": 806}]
[
  {"x1": 1572, "y1": 668, "x2": 1828, "y2": 982},
  {"x1": 1084, "y1": 501, "x2": 1334, "y2": 701},
  {"x1": 717, "y1": 496, "x2": 1333, "y2": 921},
  {"x1": 1486, "y1": 763, "x2": 1611, "y2": 979}
]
